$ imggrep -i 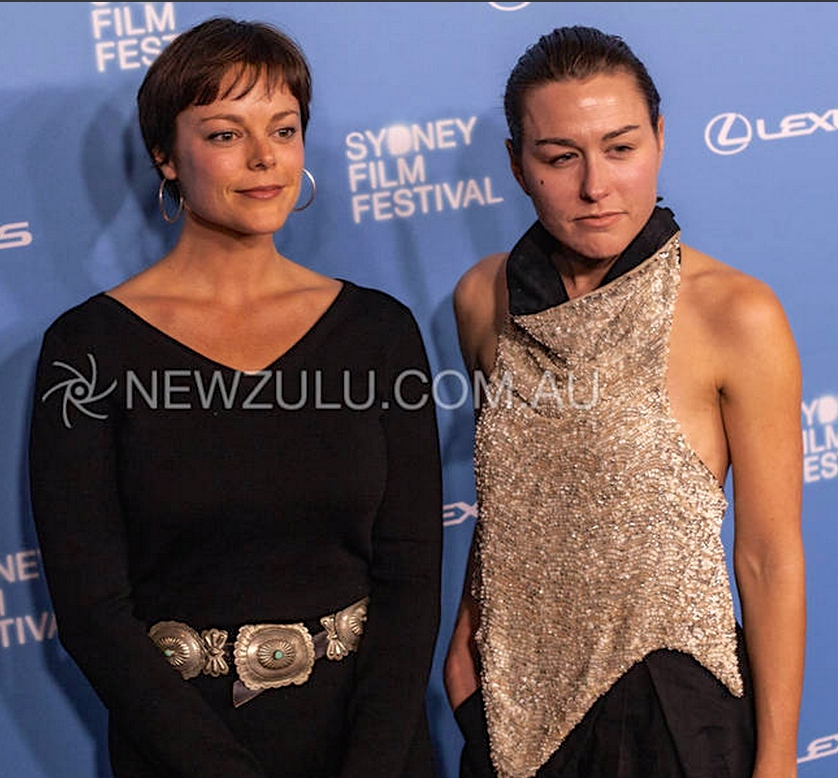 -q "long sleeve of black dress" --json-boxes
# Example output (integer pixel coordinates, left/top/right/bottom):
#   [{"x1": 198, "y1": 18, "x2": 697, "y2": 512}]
[
  {"x1": 28, "y1": 282, "x2": 443, "y2": 778},
  {"x1": 338, "y1": 295, "x2": 443, "y2": 778}
]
